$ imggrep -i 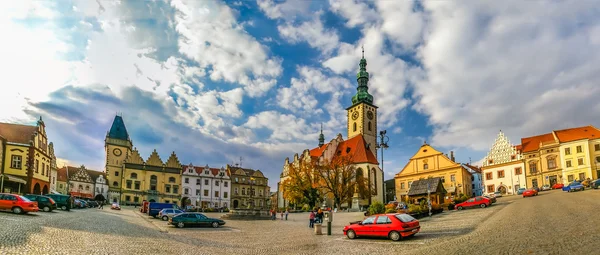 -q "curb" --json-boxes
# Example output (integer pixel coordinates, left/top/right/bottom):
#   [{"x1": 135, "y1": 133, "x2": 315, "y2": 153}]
[{"x1": 132, "y1": 209, "x2": 169, "y2": 233}]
